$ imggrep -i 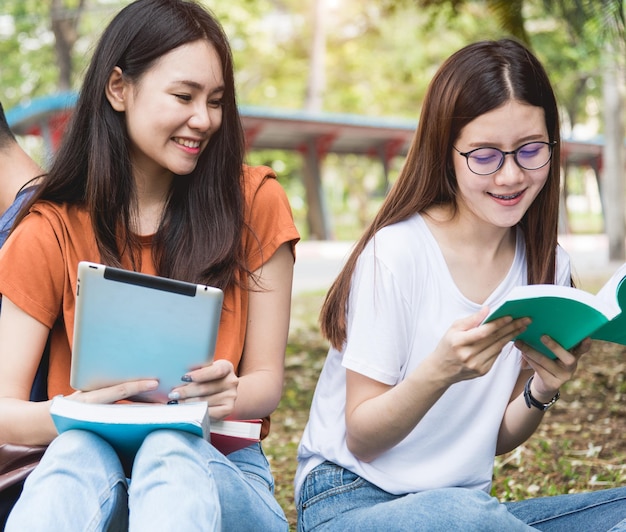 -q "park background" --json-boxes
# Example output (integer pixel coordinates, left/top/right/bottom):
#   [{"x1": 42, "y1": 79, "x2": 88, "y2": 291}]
[{"x1": 2, "y1": 0, "x2": 626, "y2": 528}]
